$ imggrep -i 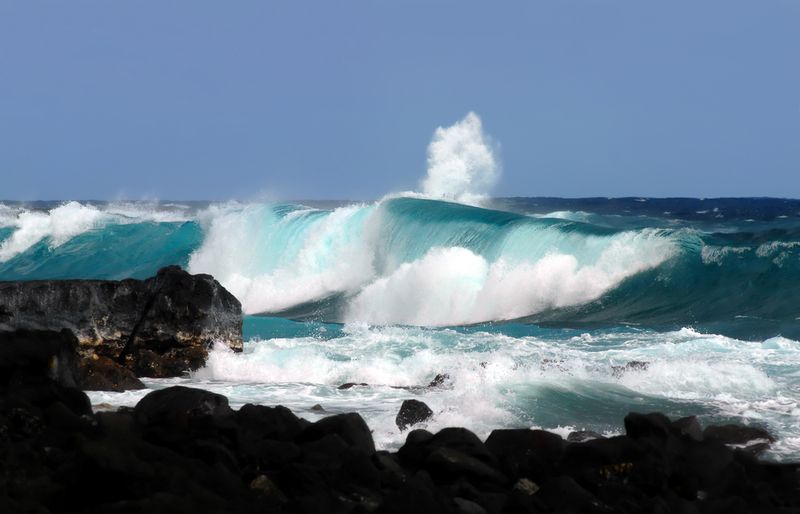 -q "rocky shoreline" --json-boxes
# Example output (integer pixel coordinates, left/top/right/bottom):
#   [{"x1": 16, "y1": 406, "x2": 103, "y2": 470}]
[
  {"x1": 1, "y1": 270, "x2": 799, "y2": 512},
  {"x1": 0, "y1": 331, "x2": 798, "y2": 513}
]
